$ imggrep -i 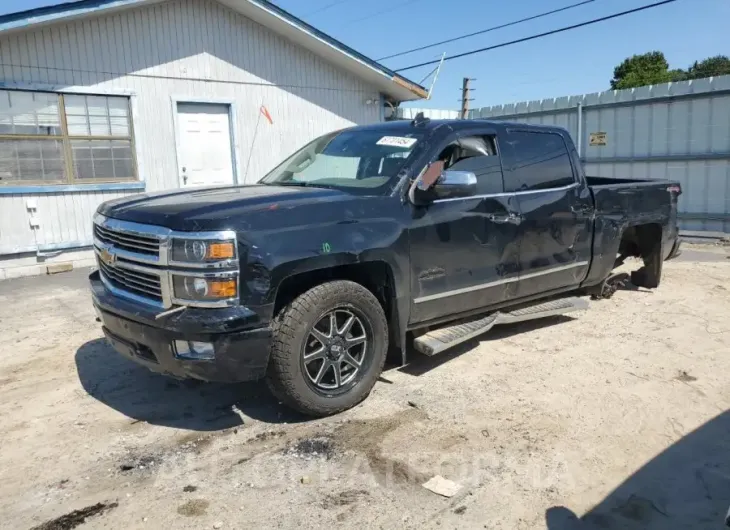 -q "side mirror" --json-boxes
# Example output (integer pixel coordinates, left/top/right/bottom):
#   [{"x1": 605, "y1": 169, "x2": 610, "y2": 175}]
[{"x1": 409, "y1": 169, "x2": 478, "y2": 205}]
